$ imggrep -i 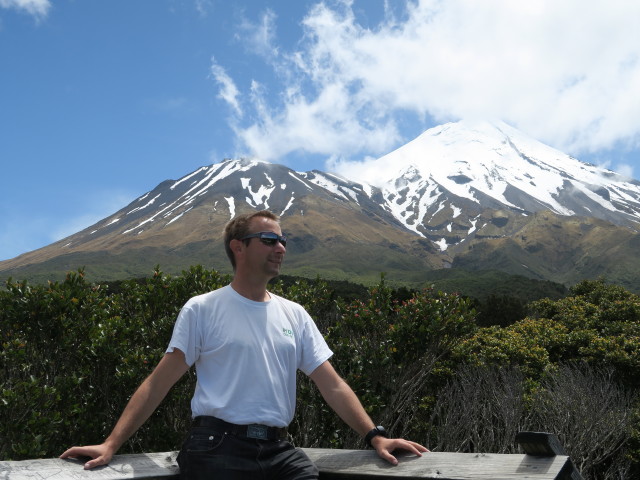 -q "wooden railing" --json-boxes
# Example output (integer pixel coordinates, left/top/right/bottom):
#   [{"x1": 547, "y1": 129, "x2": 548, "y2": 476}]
[{"x1": 0, "y1": 432, "x2": 583, "y2": 480}]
